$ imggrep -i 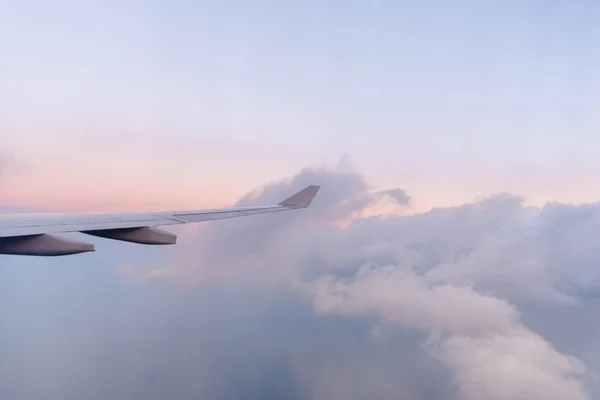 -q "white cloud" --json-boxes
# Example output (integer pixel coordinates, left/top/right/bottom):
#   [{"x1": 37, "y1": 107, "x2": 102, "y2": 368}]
[
  {"x1": 119, "y1": 161, "x2": 600, "y2": 399},
  {"x1": 313, "y1": 265, "x2": 588, "y2": 400},
  {"x1": 437, "y1": 332, "x2": 587, "y2": 400},
  {"x1": 312, "y1": 266, "x2": 519, "y2": 336}
]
